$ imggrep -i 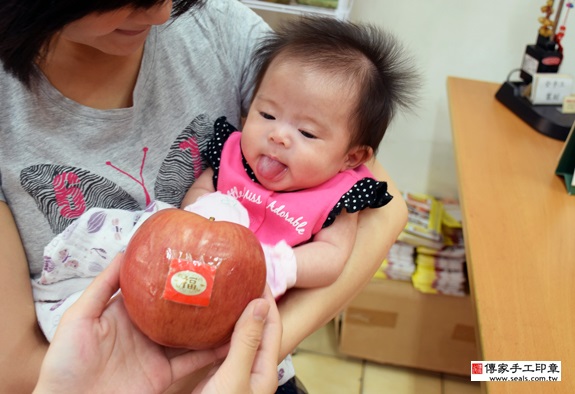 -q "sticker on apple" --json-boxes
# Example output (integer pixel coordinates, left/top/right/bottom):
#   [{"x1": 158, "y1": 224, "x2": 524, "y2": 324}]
[{"x1": 163, "y1": 257, "x2": 217, "y2": 306}]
